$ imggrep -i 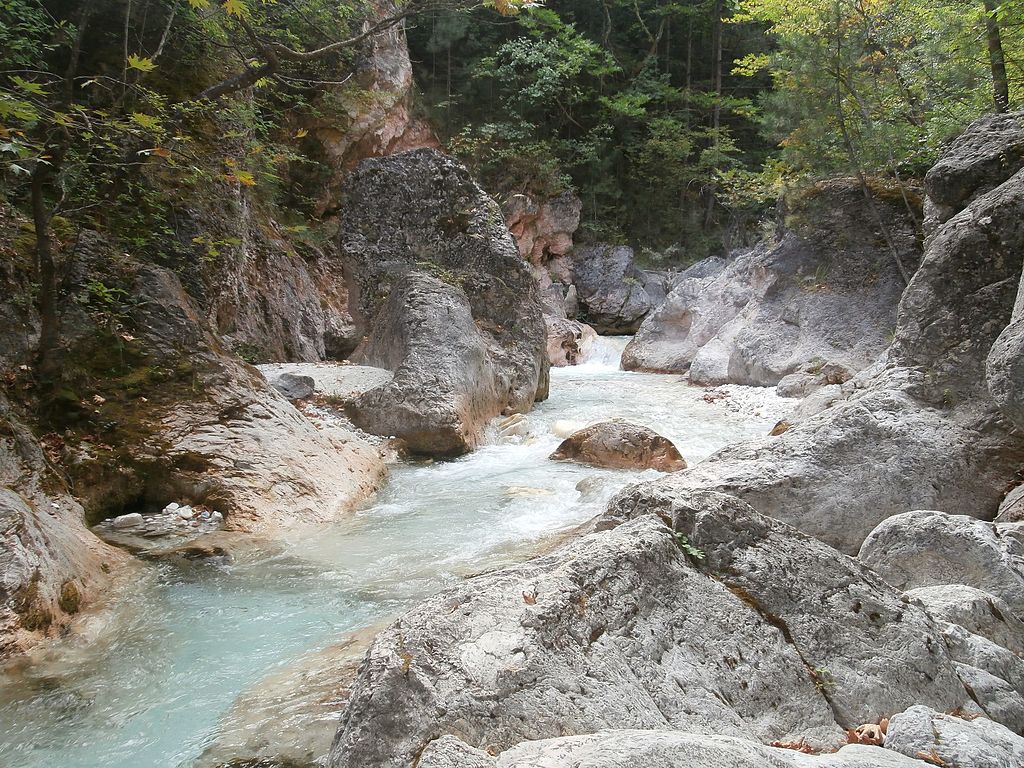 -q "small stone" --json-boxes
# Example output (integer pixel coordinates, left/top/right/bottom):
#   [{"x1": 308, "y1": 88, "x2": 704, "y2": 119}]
[
  {"x1": 199, "y1": 511, "x2": 211, "y2": 519},
  {"x1": 111, "y1": 513, "x2": 144, "y2": 529},
  {"x1": 177, "y1": 506, "x2": 193, "y2": 519},
  {"x1": 210, "y1": 511, "x2": 224, "y2": 524},
  {"x1": 164, "y1": 502, "x2": 180, "y2": 513}
]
